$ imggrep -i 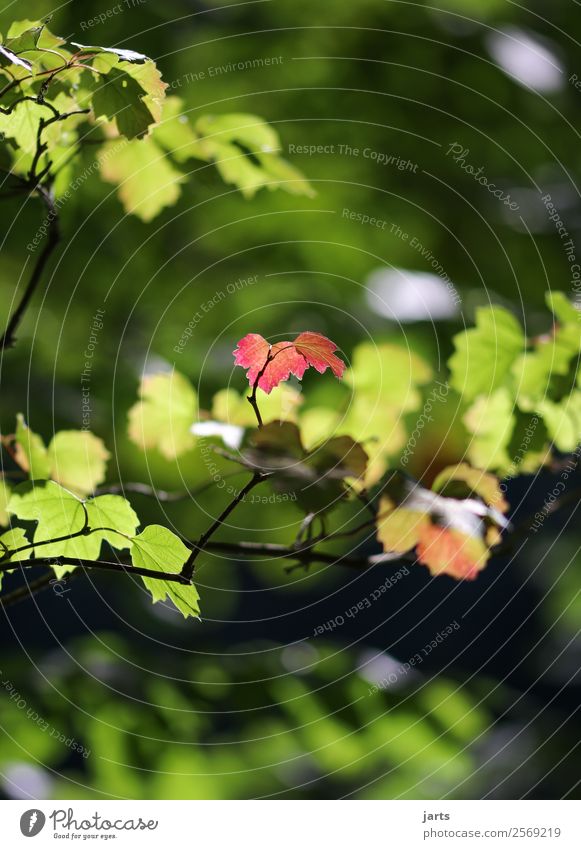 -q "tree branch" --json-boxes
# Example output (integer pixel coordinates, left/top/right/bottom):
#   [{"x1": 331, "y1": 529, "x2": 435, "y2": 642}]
[
  {"x1": 2, "y1": 557, "x2": 192, "y2": 585},
  {"x1": 0, "y1": 185, "x2": 60, "y2": 351},
  {"x1": 202, "y1": 539, "x2": 411, "y2": 570},
  {"x1": 0, "y1": 572, "x2": 62, "y2": 609},
  {"x1": 180, "y1": 472, "x2": 265, "y2": 580}
]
